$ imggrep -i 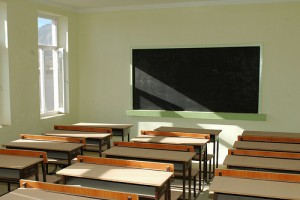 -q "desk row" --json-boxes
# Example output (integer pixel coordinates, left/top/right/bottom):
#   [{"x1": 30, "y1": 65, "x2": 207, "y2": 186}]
[
  {"x1": 0, "y1": 137, "x2": 198, "y2": 199},
  {"x1": 210, "y1": 130, "x2": 300, "y2": 200}
]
